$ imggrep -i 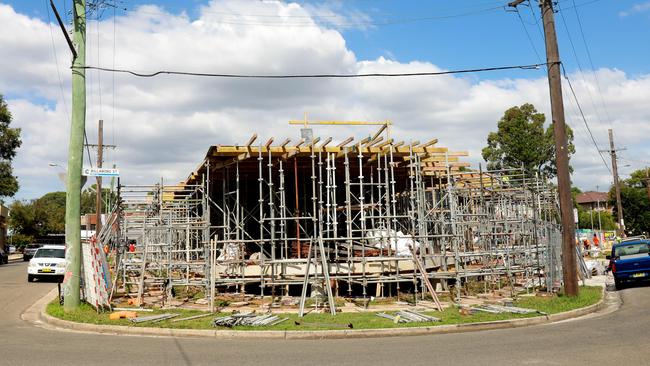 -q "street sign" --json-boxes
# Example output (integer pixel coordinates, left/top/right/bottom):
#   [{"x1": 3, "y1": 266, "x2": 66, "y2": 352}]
[{"x1": 83, "y1": 168, "x2": 120, "y2": 177}]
